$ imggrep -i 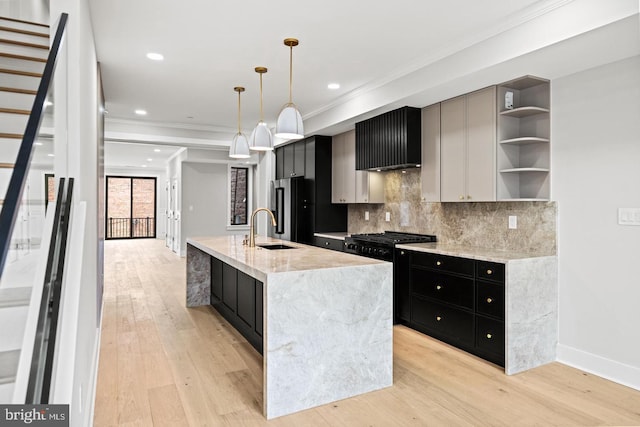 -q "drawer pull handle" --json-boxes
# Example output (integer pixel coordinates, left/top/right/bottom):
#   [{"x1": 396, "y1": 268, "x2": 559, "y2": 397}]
[
  {"x1": 436, "y1": 261, "x2": 442, "y2": 266},
  {"x1": 486, "y1": 297, "x2": 493, "y2": 303},
  {"x1": 487, "y1": 269, "x2": 493, "y2": 275},
  {"x1": 400, "y1": 251, "x2": 405, "y2": 255},
  {"x1": 486, "y1": 333, "x2": 492, "y2": 339},
  {"x1": 459, "y1": 195, "x2": 464, "y2": 200},
  {"x1": 436, "y1": 285, "x2": 442, "y2": 290},
  {"x1": 436, "y1": 316, "x2": 442, "y2": 321},
  {"x1": 325, "y1": 242, "x2": 329, "y2": 246}
]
